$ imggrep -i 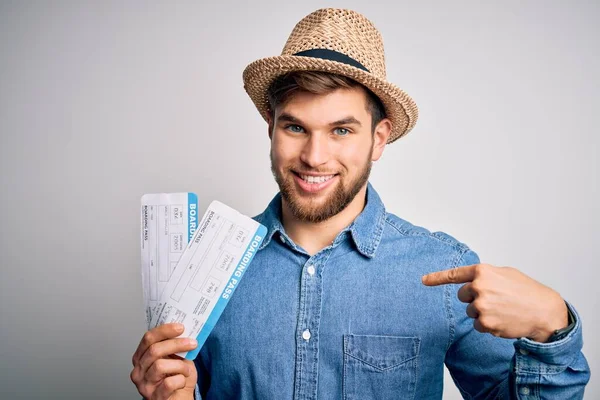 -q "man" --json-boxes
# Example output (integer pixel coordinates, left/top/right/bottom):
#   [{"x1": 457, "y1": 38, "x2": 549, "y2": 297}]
[{"x1": 131, "y1": 8, "x2": 590, "y2": 399}]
